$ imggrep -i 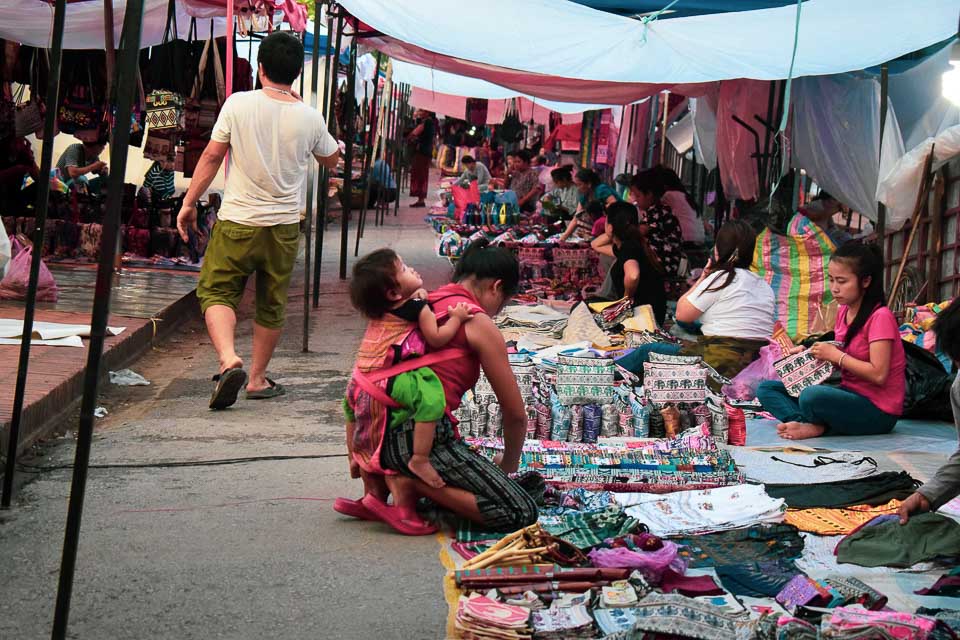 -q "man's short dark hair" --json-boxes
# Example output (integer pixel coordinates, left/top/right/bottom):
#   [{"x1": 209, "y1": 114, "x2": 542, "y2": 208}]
[
  {"x1": 349, "y1": 248, "x2": 400, "y2": 319},
  {"x1": 515, "y1": 149, "x2": 532, "y2": 164},
  {"x1": 258, "y1": 32, "x2": 304, "y2": 85},
  {"x1": 461, "y1": 155, "x2": 475, "y2": 164}
]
